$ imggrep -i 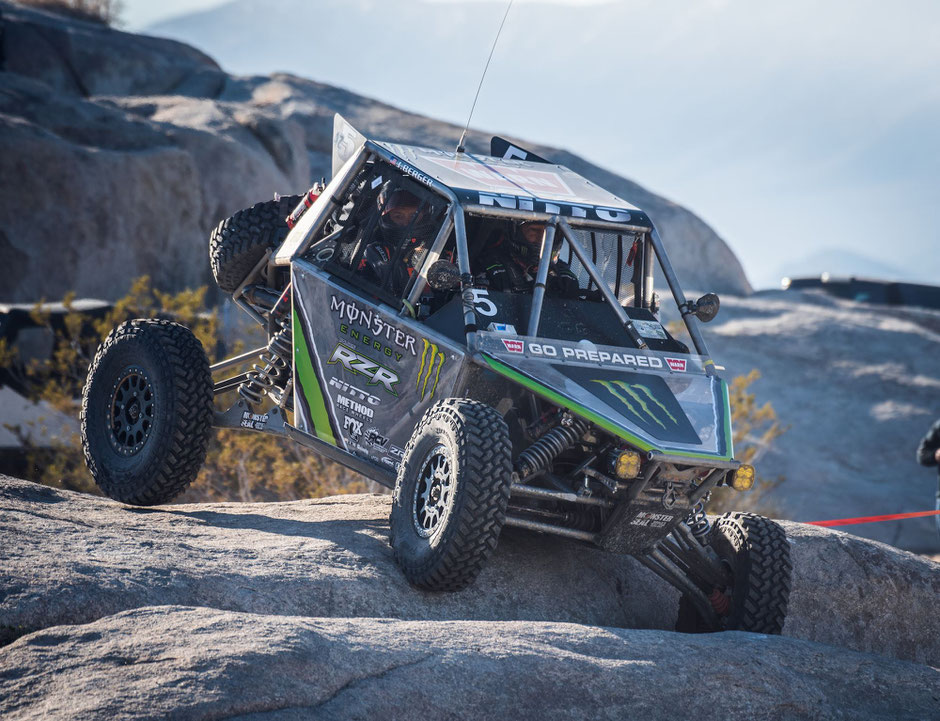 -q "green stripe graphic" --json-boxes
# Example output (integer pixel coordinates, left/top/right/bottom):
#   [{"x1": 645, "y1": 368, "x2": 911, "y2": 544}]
[{"x1": 293, "y1": 308, "x2": 336, "y2": 446}]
